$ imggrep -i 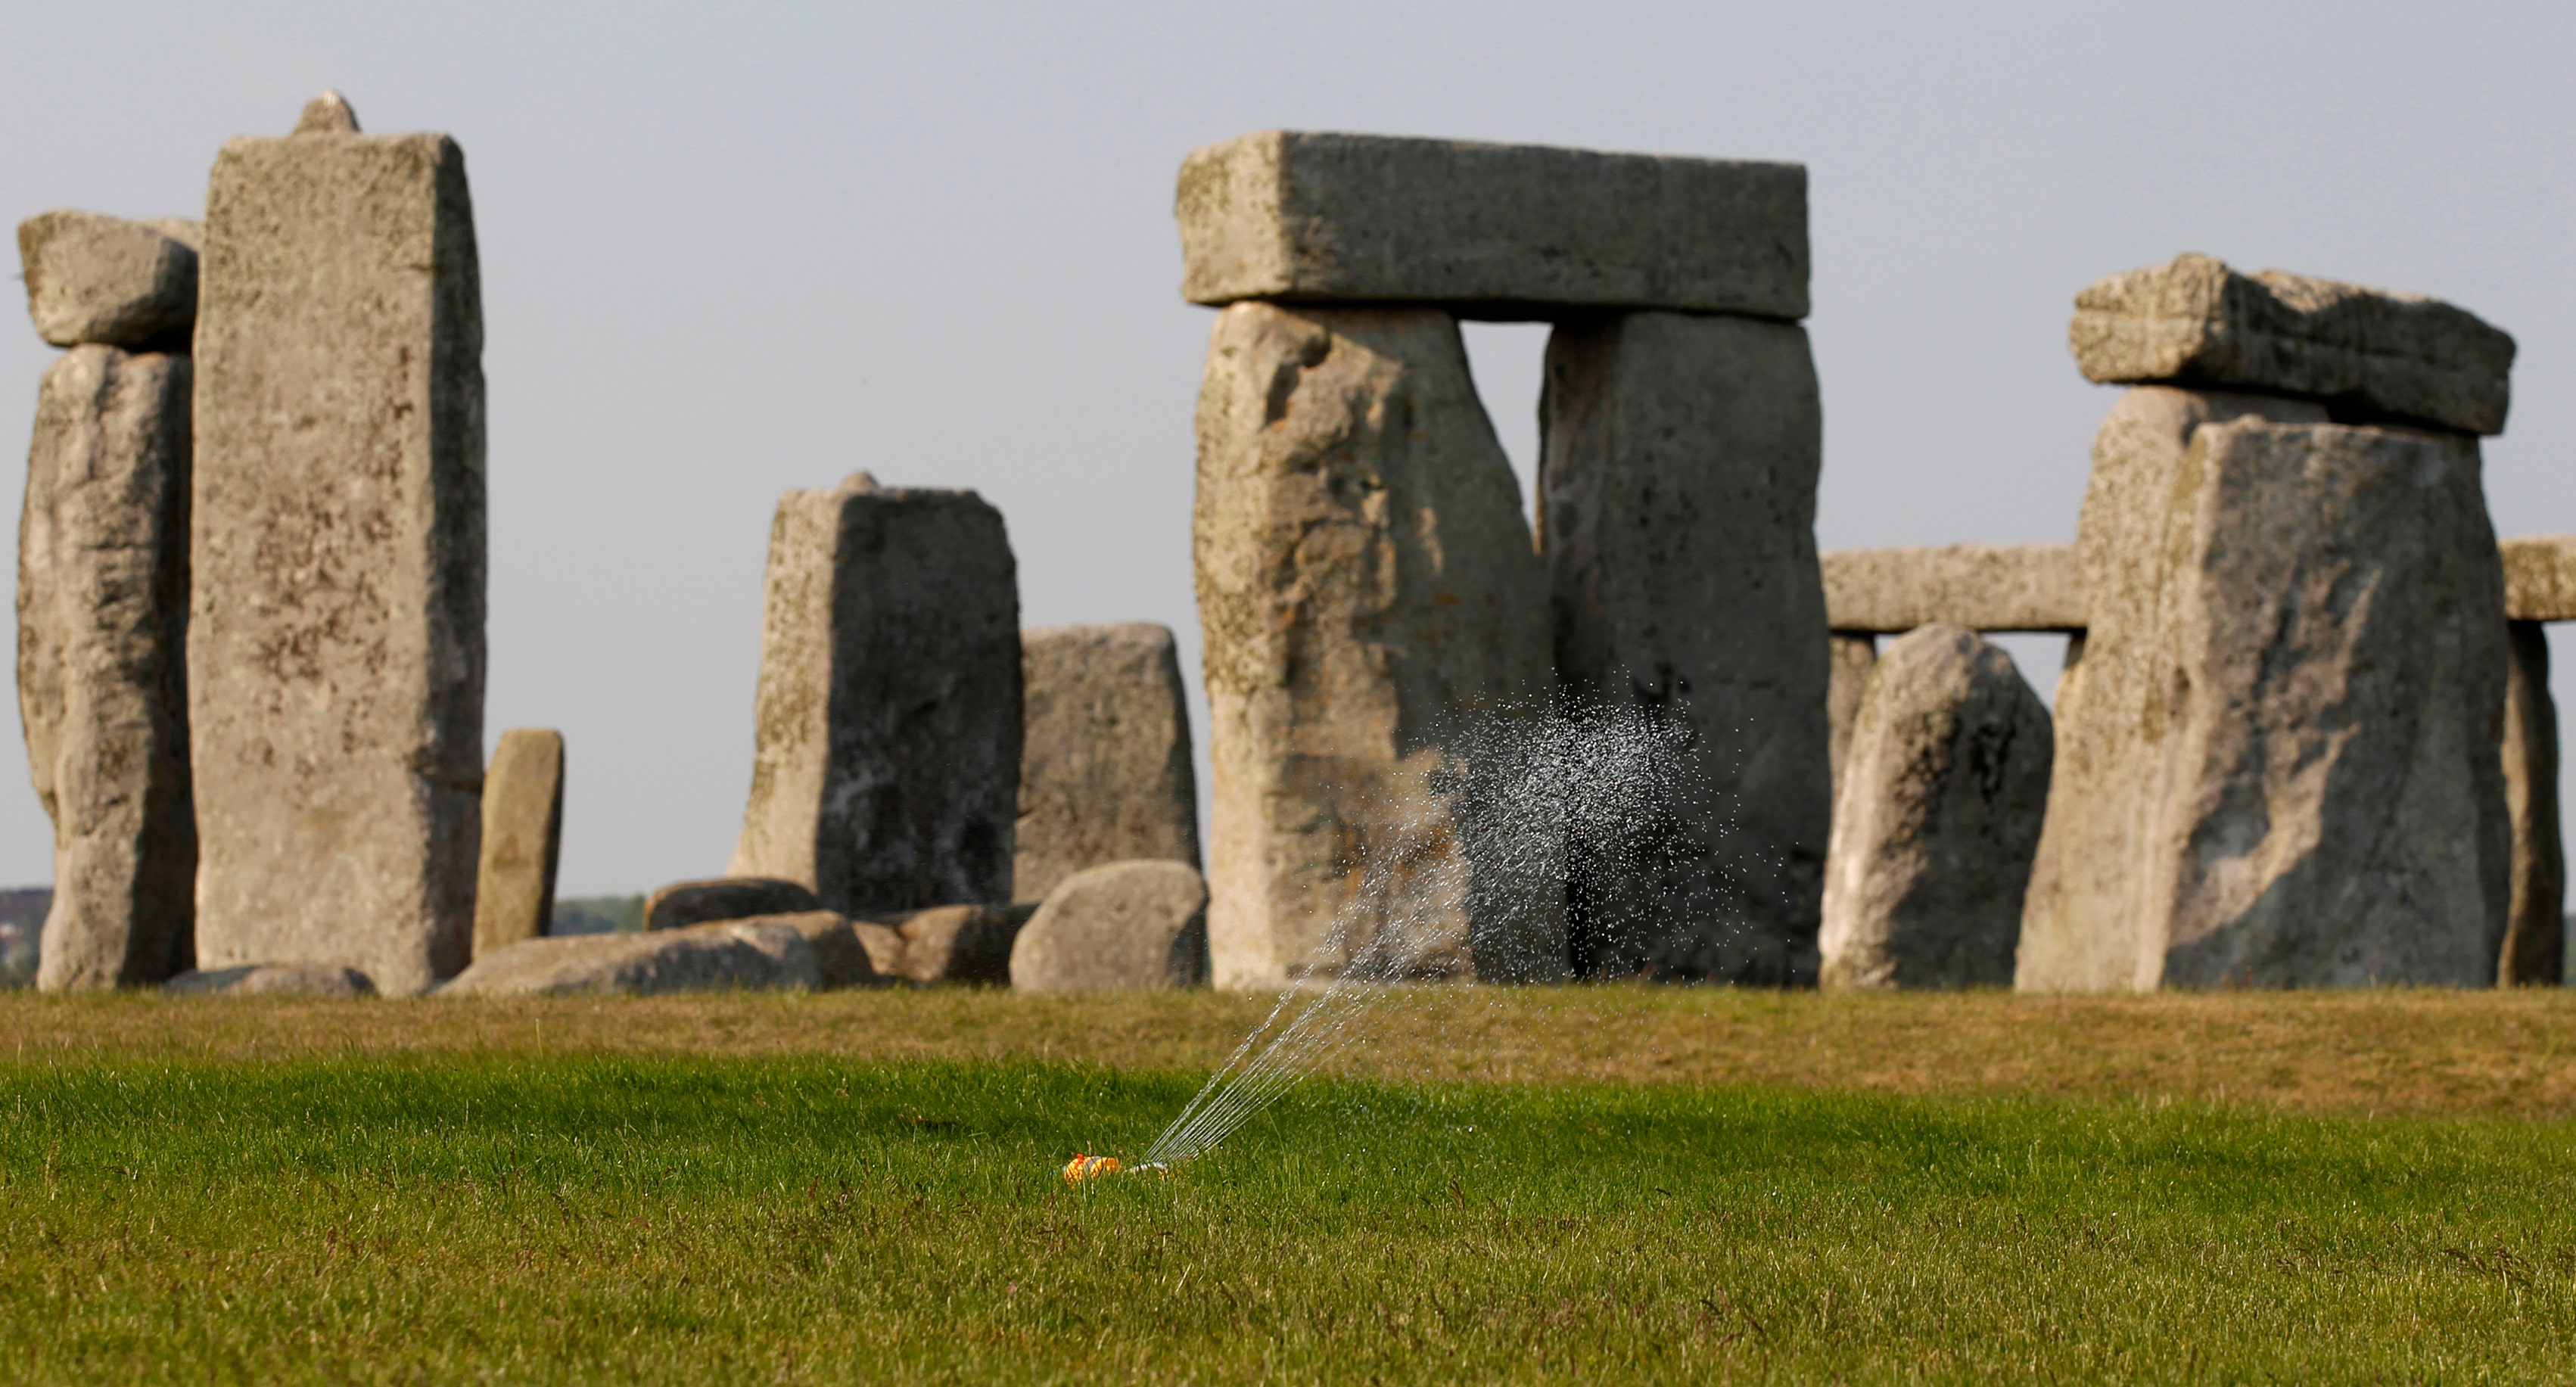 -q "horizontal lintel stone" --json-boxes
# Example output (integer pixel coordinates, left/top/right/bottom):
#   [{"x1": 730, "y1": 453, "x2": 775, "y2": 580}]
[
  {"x1": 1176, "y1": 130, "x2": 1808, "y2": 320},
  {"x1": 1822, "y1": 543, "x2": 2085, "y2": 633},
  {"x1": 2069, "y1": 253, "x2": 2515, "y2": 436},
  {"x1": 2504, "y1": 536, "x2": 2576, "y2": 623}
]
